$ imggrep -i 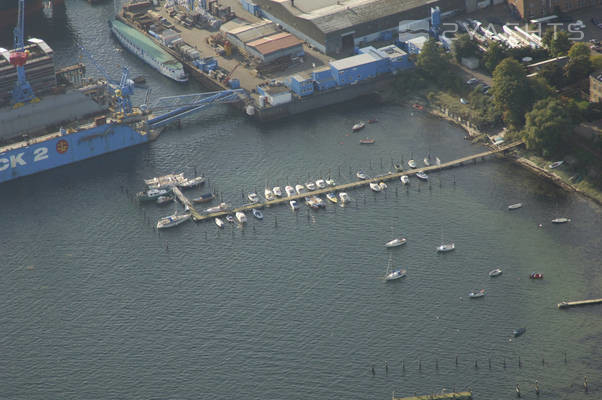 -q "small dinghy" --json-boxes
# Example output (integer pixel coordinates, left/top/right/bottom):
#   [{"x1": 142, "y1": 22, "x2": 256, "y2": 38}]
[
  {"x1": 370, "y1": 182, "x2": 382, "y2": 192},
  {"x1": 235, "y1": 211, "x2": 247, "y2": 223},
  {"x1": 252, "y1": 209, "x2": 264, "y2": 220},
  {"x1": 508, "y1": 203, "x2": 522, "y2": 210},
  {"x1": 326, "y1": 193, "x2": 338, "y2": 203},
  {"x1": 215, "y1": 217, "x2": 225, "y2": 228},
  {"x1": 513, "y1": 327, "x2": 527, "y2": 337},
  {"x1": 394, "y1": 163, "x2": 404, "y2": 172},
  {"x1": 489, "y1": 268, "x2": 503, "y2": 277},
  {"x1": 248, "y1": 193, "x2": 259, "y2": 203},
  {"x1": 289, "y1": 200, "x2": 300, "y2": 210},
  {"x1": 360, "y1": 138, "x2": 375, "y2": 144},
  {"x1": 356, "y1": 171, "x2": 368, "y2": 180},
  {"x1": 437, "y1": 243, "x2": 455, "y2": 252},
  {"x1": 226, "y1": 215, "x2": 235, "y2": 223},
  {"x1": 378, "y1": 182, "x2": 387, "y2": 190},
  {"x1": 385, "y1": 237, "x2": 407, "y2": 248},
  {"x1": 549, "y1": 161, "x2": 564, "y2": 169},
  {"x1": 400, "y1": 175, "x2": 409, "y2": 185},
  {"x1": 339, "y1": 192, "x2": 350, "y2": 203},
  {"x1": 468, "y1": 289, "x2": 485, "y2": 298},
  {"x1": 552, "y1": 217, "x2": 571, "y2": 224},
  {"x1": 416, "y1": 172, "x2": 428, "y2": 181},
  {"x1": 529, "y1": 272, "x2": 543, "y2": 279}
]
